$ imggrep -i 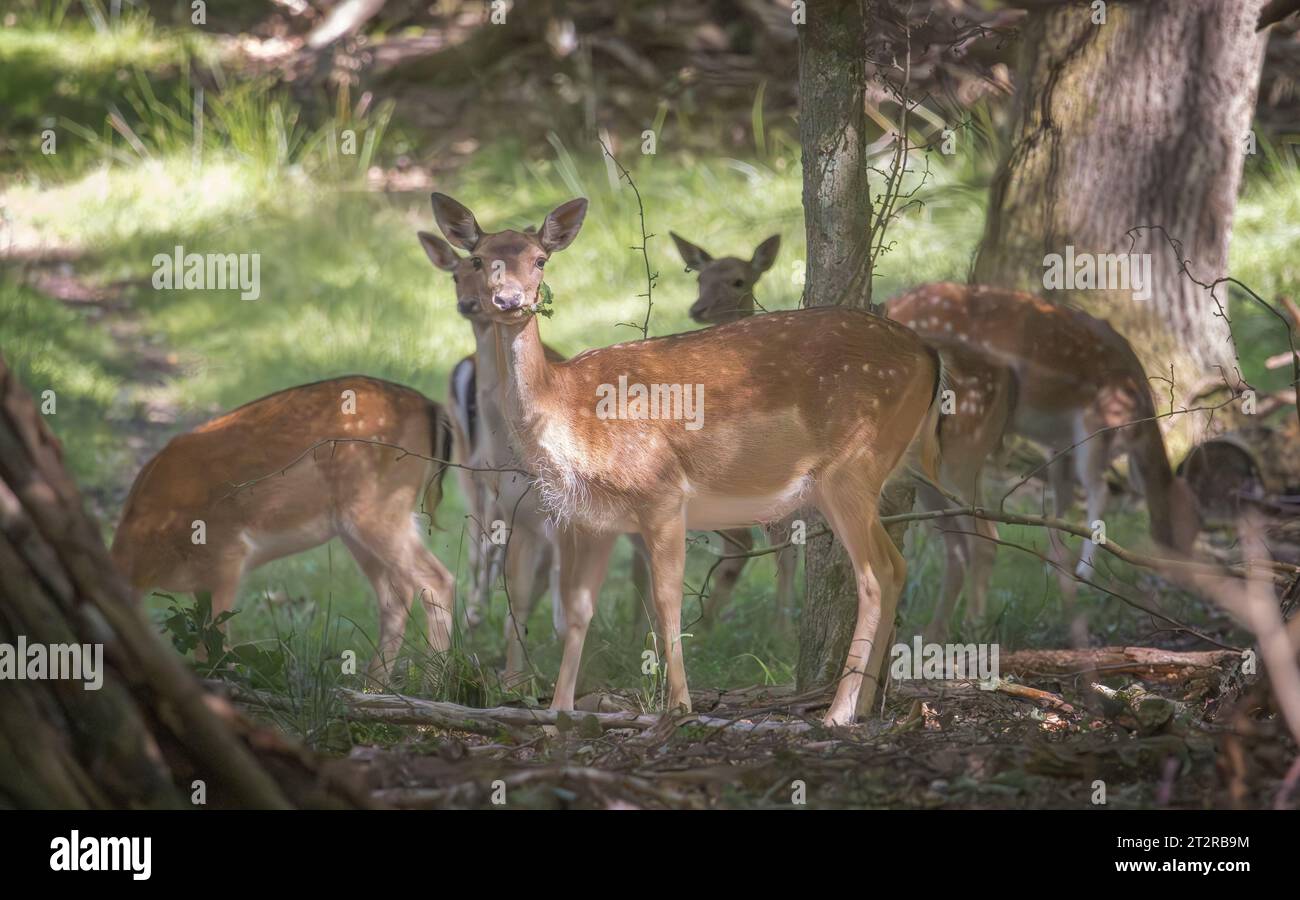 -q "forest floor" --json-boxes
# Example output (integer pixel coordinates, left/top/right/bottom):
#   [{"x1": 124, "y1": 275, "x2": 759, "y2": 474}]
[{"x1": 265, "y1": 670, "x2": 1296, "y2": 810}]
